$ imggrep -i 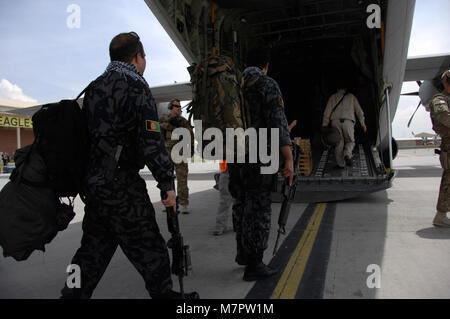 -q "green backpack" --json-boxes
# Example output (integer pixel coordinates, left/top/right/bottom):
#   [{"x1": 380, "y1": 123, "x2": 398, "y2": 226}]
[{"x1": 187, "y1": 55, "x2": 251, "y2": 158}]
